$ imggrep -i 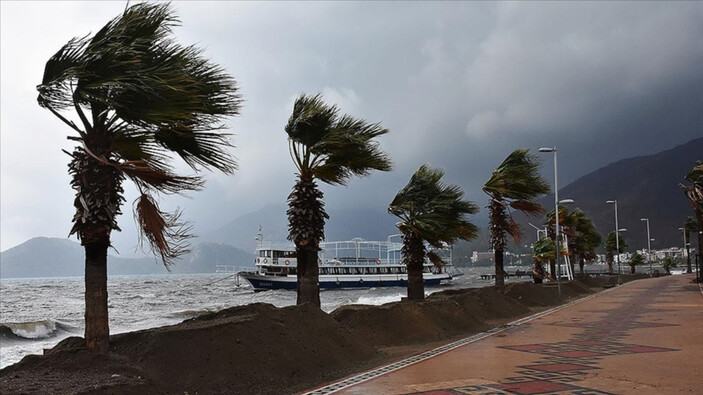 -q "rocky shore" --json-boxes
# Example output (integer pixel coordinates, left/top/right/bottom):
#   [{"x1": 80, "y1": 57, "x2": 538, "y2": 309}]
[{"x1": 0, "y1": 275, "x2": 646, "y2": 394}]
